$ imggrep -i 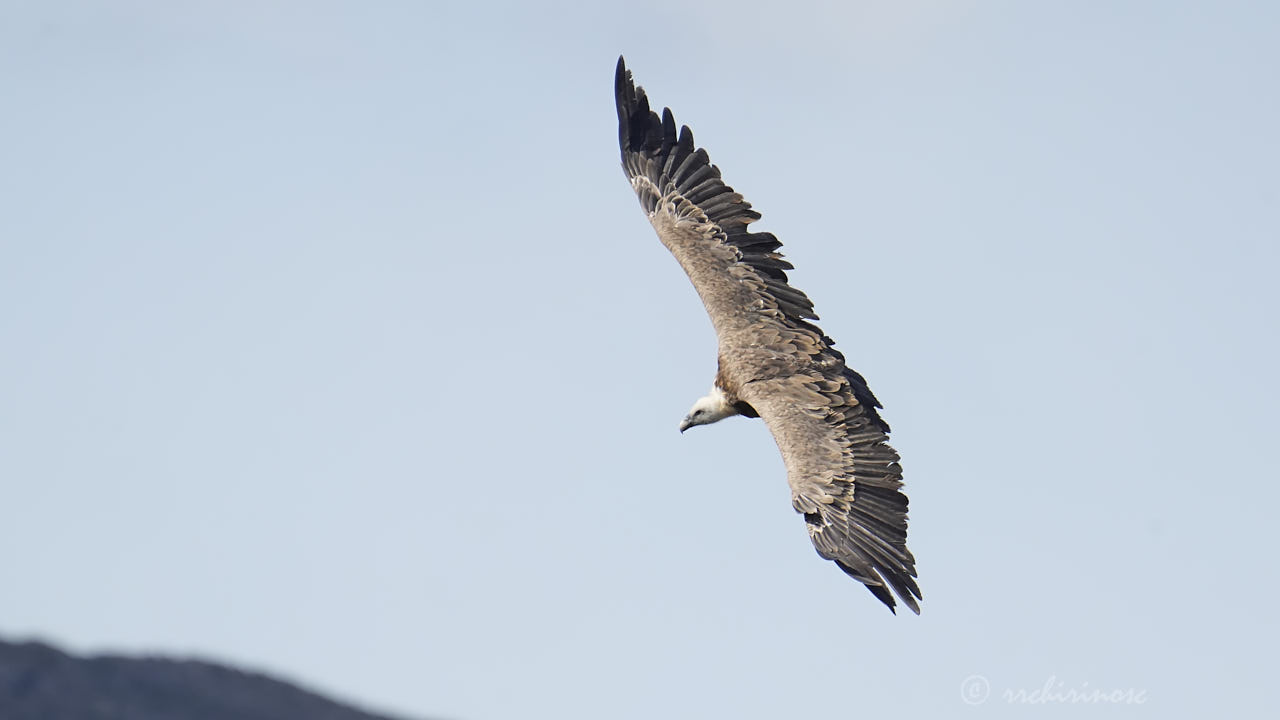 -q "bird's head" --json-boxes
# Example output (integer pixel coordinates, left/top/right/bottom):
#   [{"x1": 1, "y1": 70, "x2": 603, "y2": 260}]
[{"x1": 679, "y1": 387, "x2": 736, "y2": 433}]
